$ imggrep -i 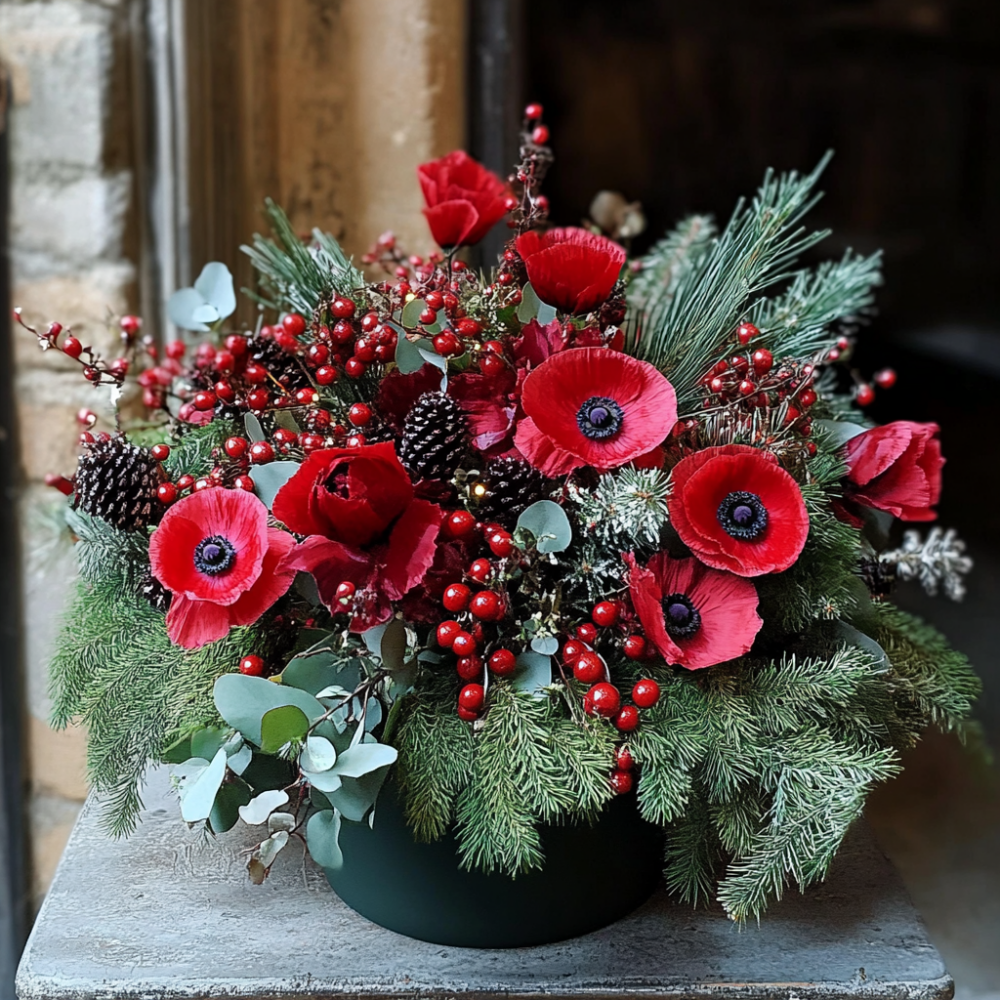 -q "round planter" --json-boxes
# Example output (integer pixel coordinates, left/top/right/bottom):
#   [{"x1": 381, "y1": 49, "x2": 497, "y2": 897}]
[{"x1": 324, "y1": 780, "x2": 664, "y2": 948}]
